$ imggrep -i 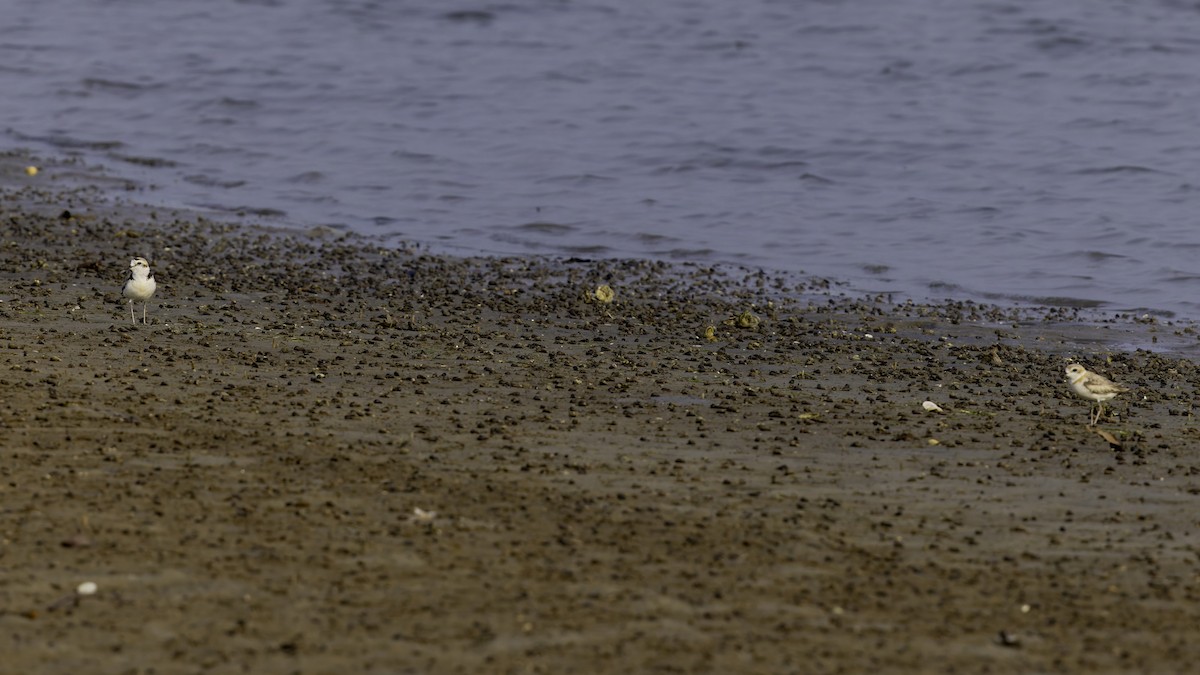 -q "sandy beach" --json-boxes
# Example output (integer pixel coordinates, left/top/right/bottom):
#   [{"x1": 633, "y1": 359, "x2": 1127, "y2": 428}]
[{"x1": 4, "y1": 152, "x2": 1200, "y2": 673}]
